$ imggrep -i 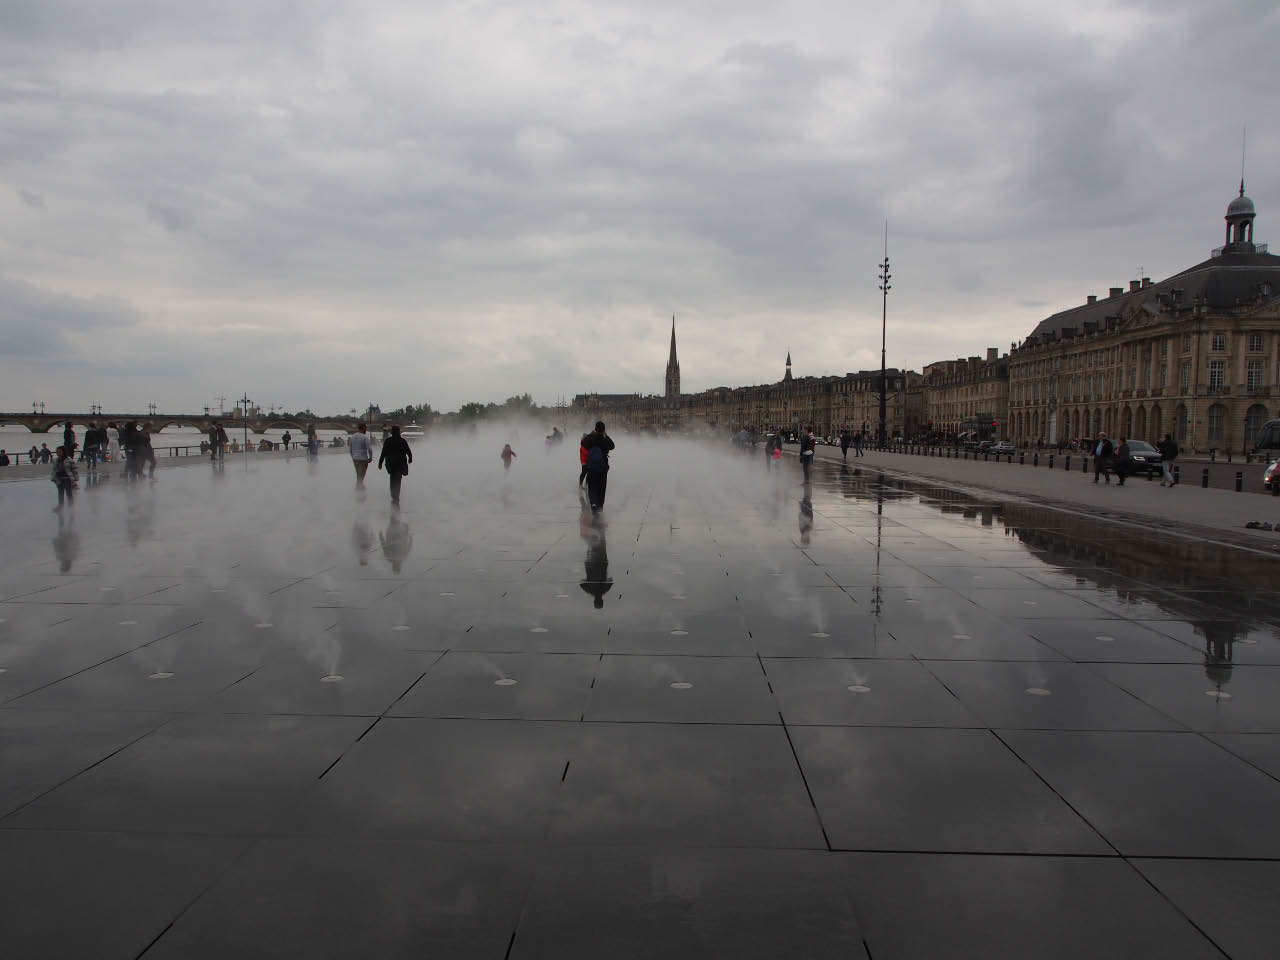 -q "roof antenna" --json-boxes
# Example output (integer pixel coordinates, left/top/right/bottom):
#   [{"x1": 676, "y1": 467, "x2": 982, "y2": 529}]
[{"x1": 1240, "y1": 124, "x2": 1247, "y2": 195}]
